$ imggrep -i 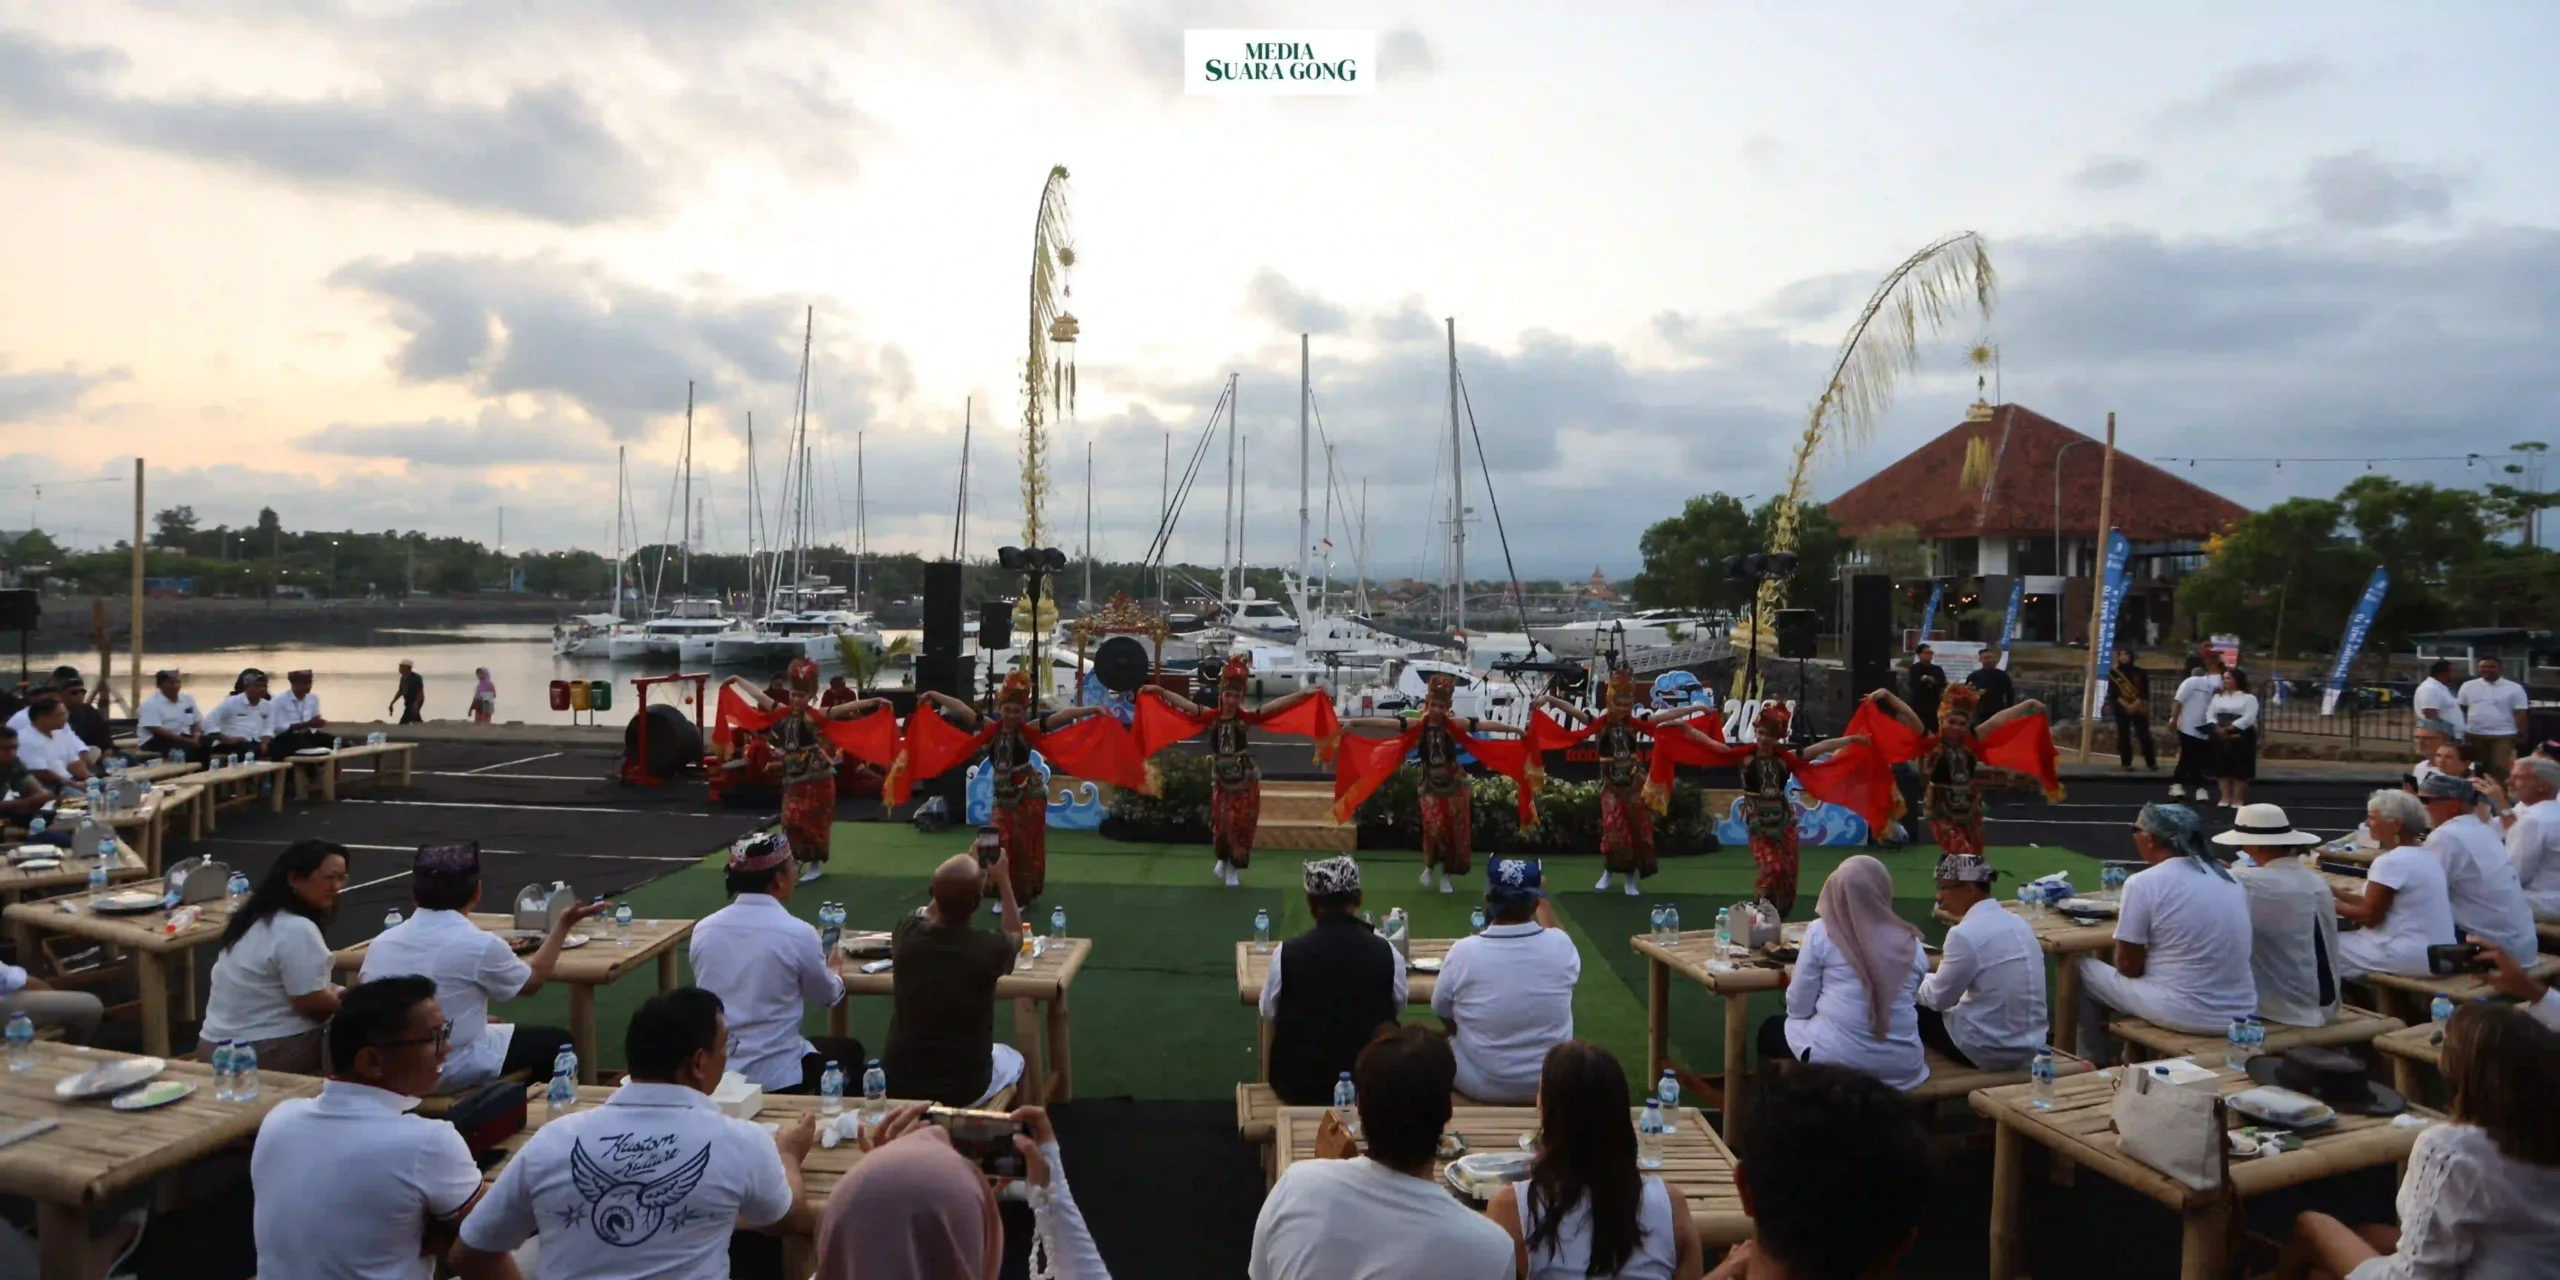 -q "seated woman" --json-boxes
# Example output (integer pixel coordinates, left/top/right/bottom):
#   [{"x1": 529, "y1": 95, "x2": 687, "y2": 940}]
[
  {"x1": 1758, "y1": 855, "x2": 1930, "y2": 1091},
  {"x1": 2073, "y1": 803, "x2": 2257, "y2": 1061},
  {"x1": 2275, "y1": 1003, "x2": 2560, "y2": 1278},
  {"x1": 1486, "y1": 1041, "x2": 1705, "y2": 1279},
  {"x1": 2334, "y1": 790, "x2": 2459, "y2": 980},
  {"x1": 816, "y1": 1102, "x2": 1108, "y2": 1279},
  {"x1": 198, "y1": 839, "x2": 348, "y2": 1075}
]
